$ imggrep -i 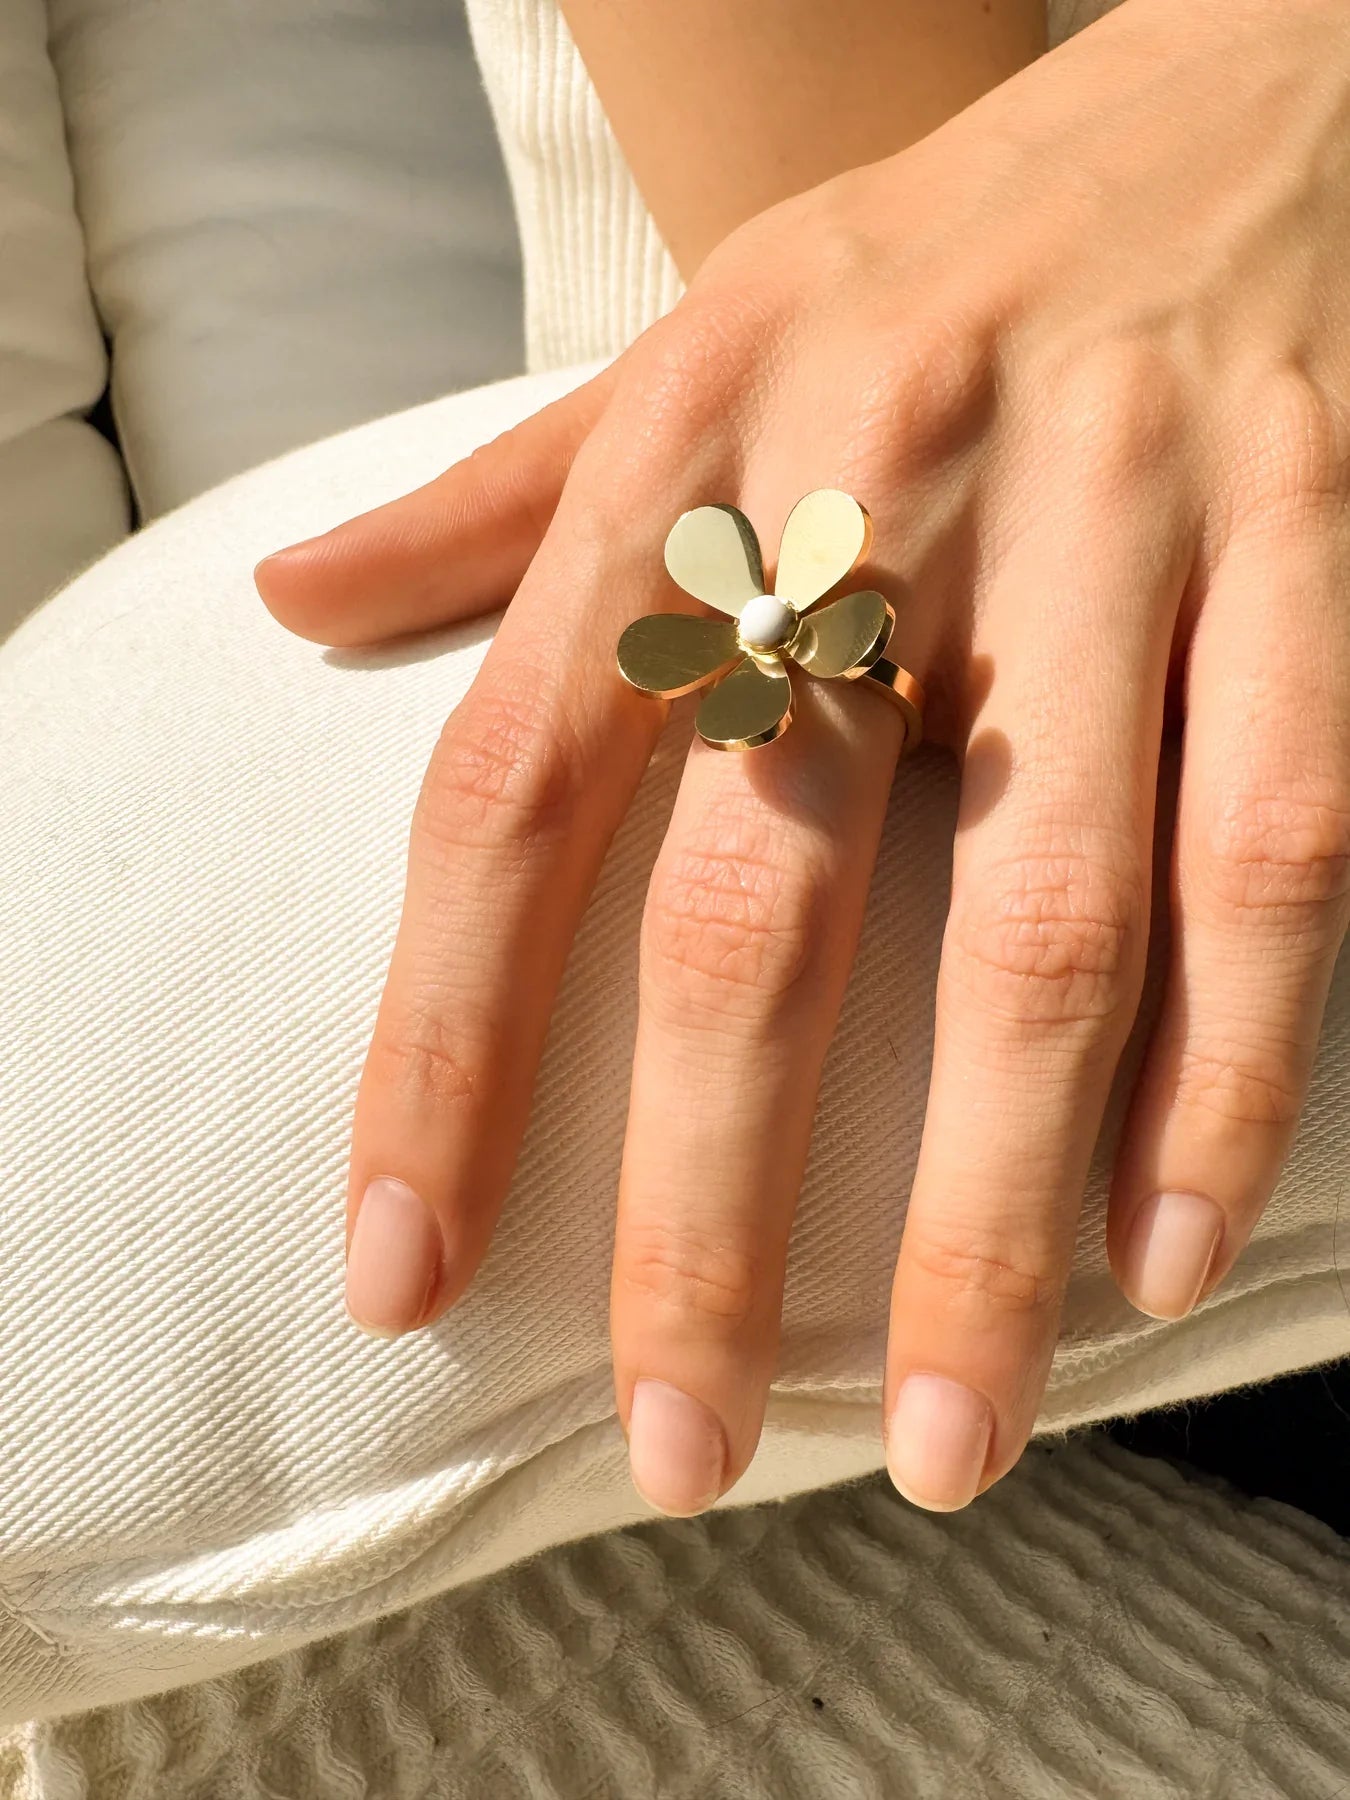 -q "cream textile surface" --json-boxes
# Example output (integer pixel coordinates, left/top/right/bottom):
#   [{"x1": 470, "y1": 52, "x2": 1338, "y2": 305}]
[
  {"x1": 2, "y1": 364, "x2": 1349, "y2": 1731},
  {"x1": 7, "y1": 1443, "x2": 1350, "y2": 1799}
]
